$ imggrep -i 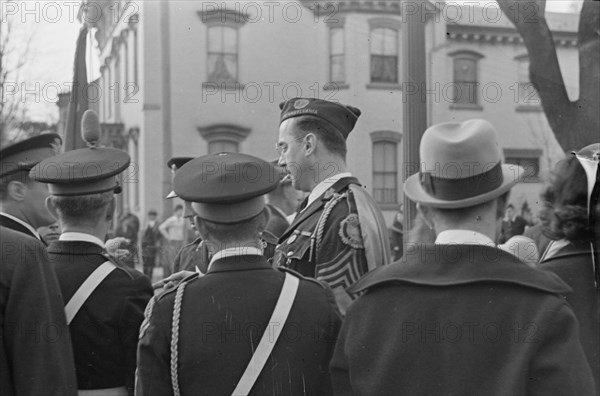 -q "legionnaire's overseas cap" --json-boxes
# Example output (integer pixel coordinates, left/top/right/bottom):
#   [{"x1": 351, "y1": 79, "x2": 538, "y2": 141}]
[
  {"x1": 279, "y1": 97, "x2": 361, "y2": 140},
  {"x1": 166, "y1": 156, "x2": 194, "y2": 199},
  {"x1": 174, "y1": 153, "x2": 282, "y2": 224},
  {"x1": 404, "y1": 119, "x2": 524, "y2": 209},
  {"x1": 29, "y1": 110, "x2": 130, "y2": 196},
  {"x1": 0, "y1": 133, "x2": 62, "y2": 178}
]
